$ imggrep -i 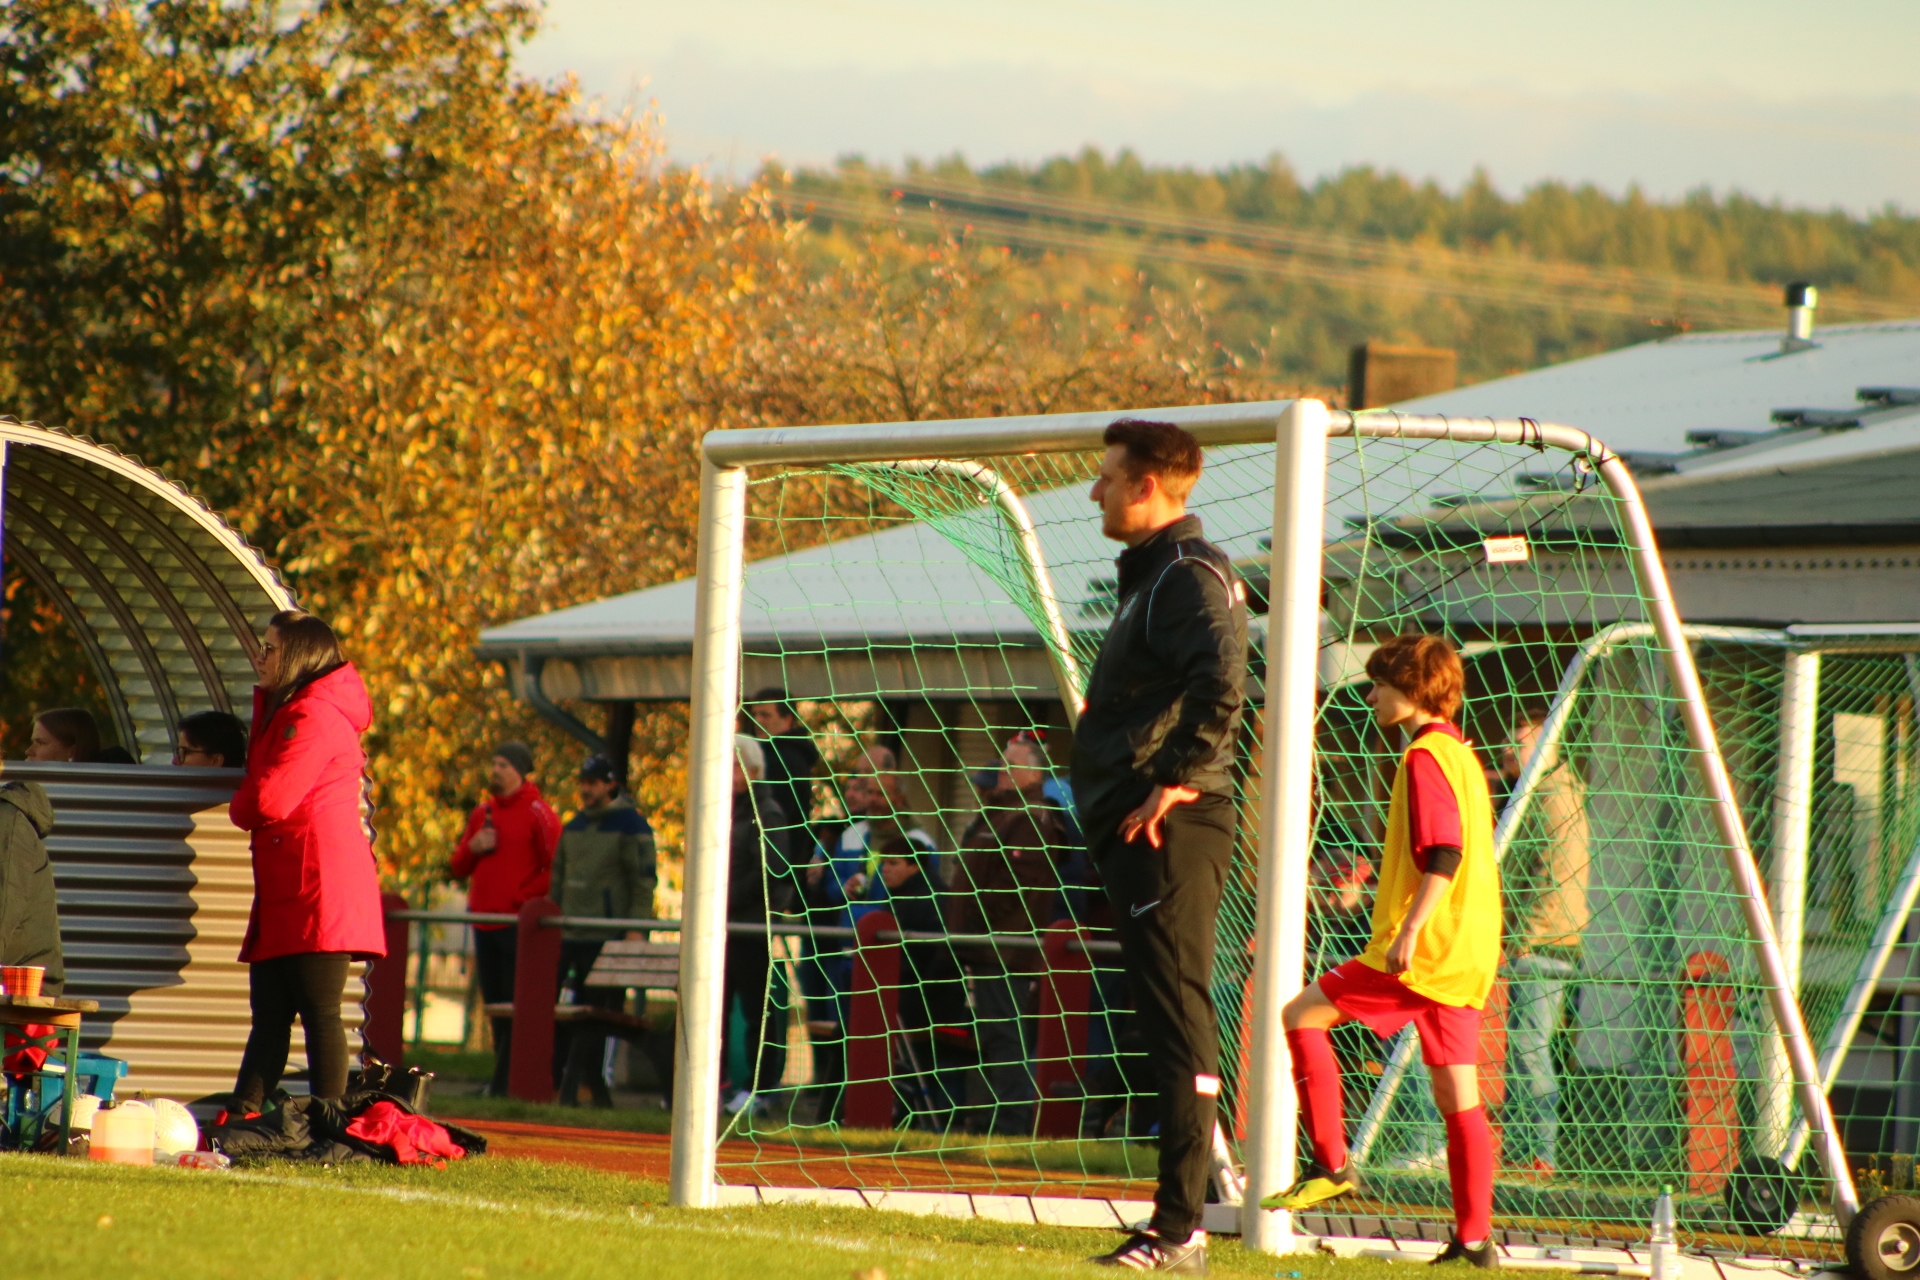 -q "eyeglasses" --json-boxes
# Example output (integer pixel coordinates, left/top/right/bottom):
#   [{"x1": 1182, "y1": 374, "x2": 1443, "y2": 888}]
[{"x1": 174, "y1": 745, "x2": 219, "y2": 765}]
